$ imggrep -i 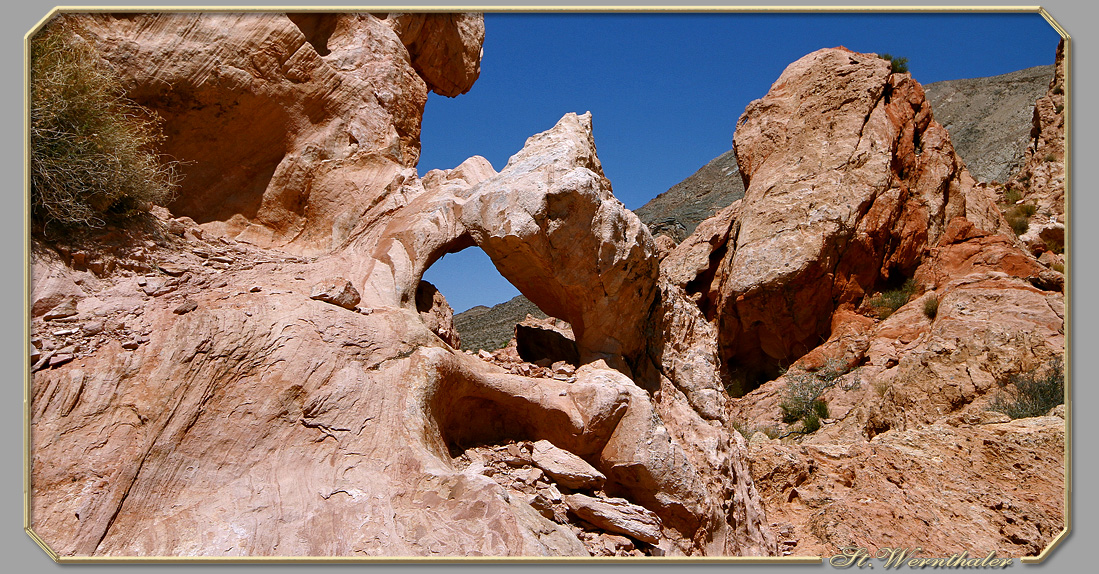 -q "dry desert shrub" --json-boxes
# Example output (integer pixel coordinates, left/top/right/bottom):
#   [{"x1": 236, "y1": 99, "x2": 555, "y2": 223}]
[
  {"x1": 988, "y1": 357, "x2": 1064, "y2": 419},
  {"x1": 30, "y1": 17, "x2": 179, "y2": 229}
]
